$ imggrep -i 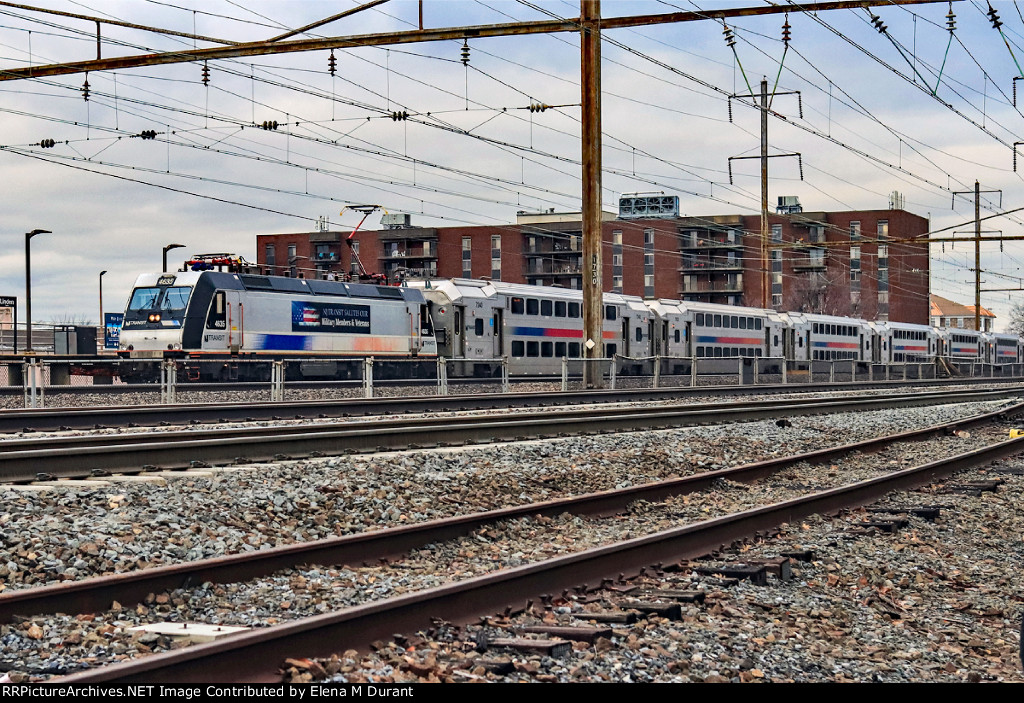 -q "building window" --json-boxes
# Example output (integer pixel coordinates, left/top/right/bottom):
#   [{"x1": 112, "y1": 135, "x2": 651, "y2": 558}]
[
  {"x1": 350, "y1": 241, "x2": 360, "y2": 274},
  {"x1": 643, "y1": 228, "x2": 654, "y2": 297},
  {"x1": 462, "y1": 236, "x2": 472, "y2": 278},
  {"x1": 877, "y1": 220, "x2": 888, "y2": 241},
  {"x1": 612, "y1": 275, "x2": 623, "y2": 291},
  {"x1": 491, "y1": 234, "x2": 501, "y2": 279},
  {"x1": 771, "y1": 224, "x2": 782, "y2": 242},
  {"x1": 265, "y1": 244, "x2": 276, "y2": 266},
  {"x1": 850, "y1": 221, "x2": 861, "y2": 241},
  {"x1": 613, "y1": 230, "x2": 622, "y2": 246}
]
